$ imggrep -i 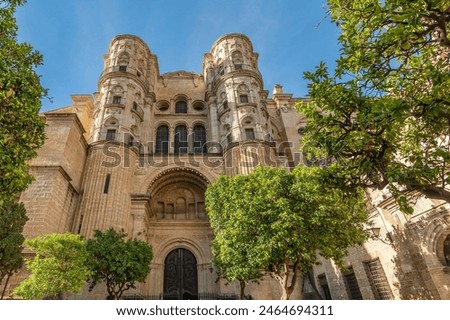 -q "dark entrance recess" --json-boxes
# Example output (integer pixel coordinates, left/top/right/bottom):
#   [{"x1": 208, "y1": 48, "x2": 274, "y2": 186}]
[
  {"x1": 163, "y1": 248, "x2": 198, "y2": 300},
  {"x1": 444, "y1": 234, "x2": 450, "y2": 266}
]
